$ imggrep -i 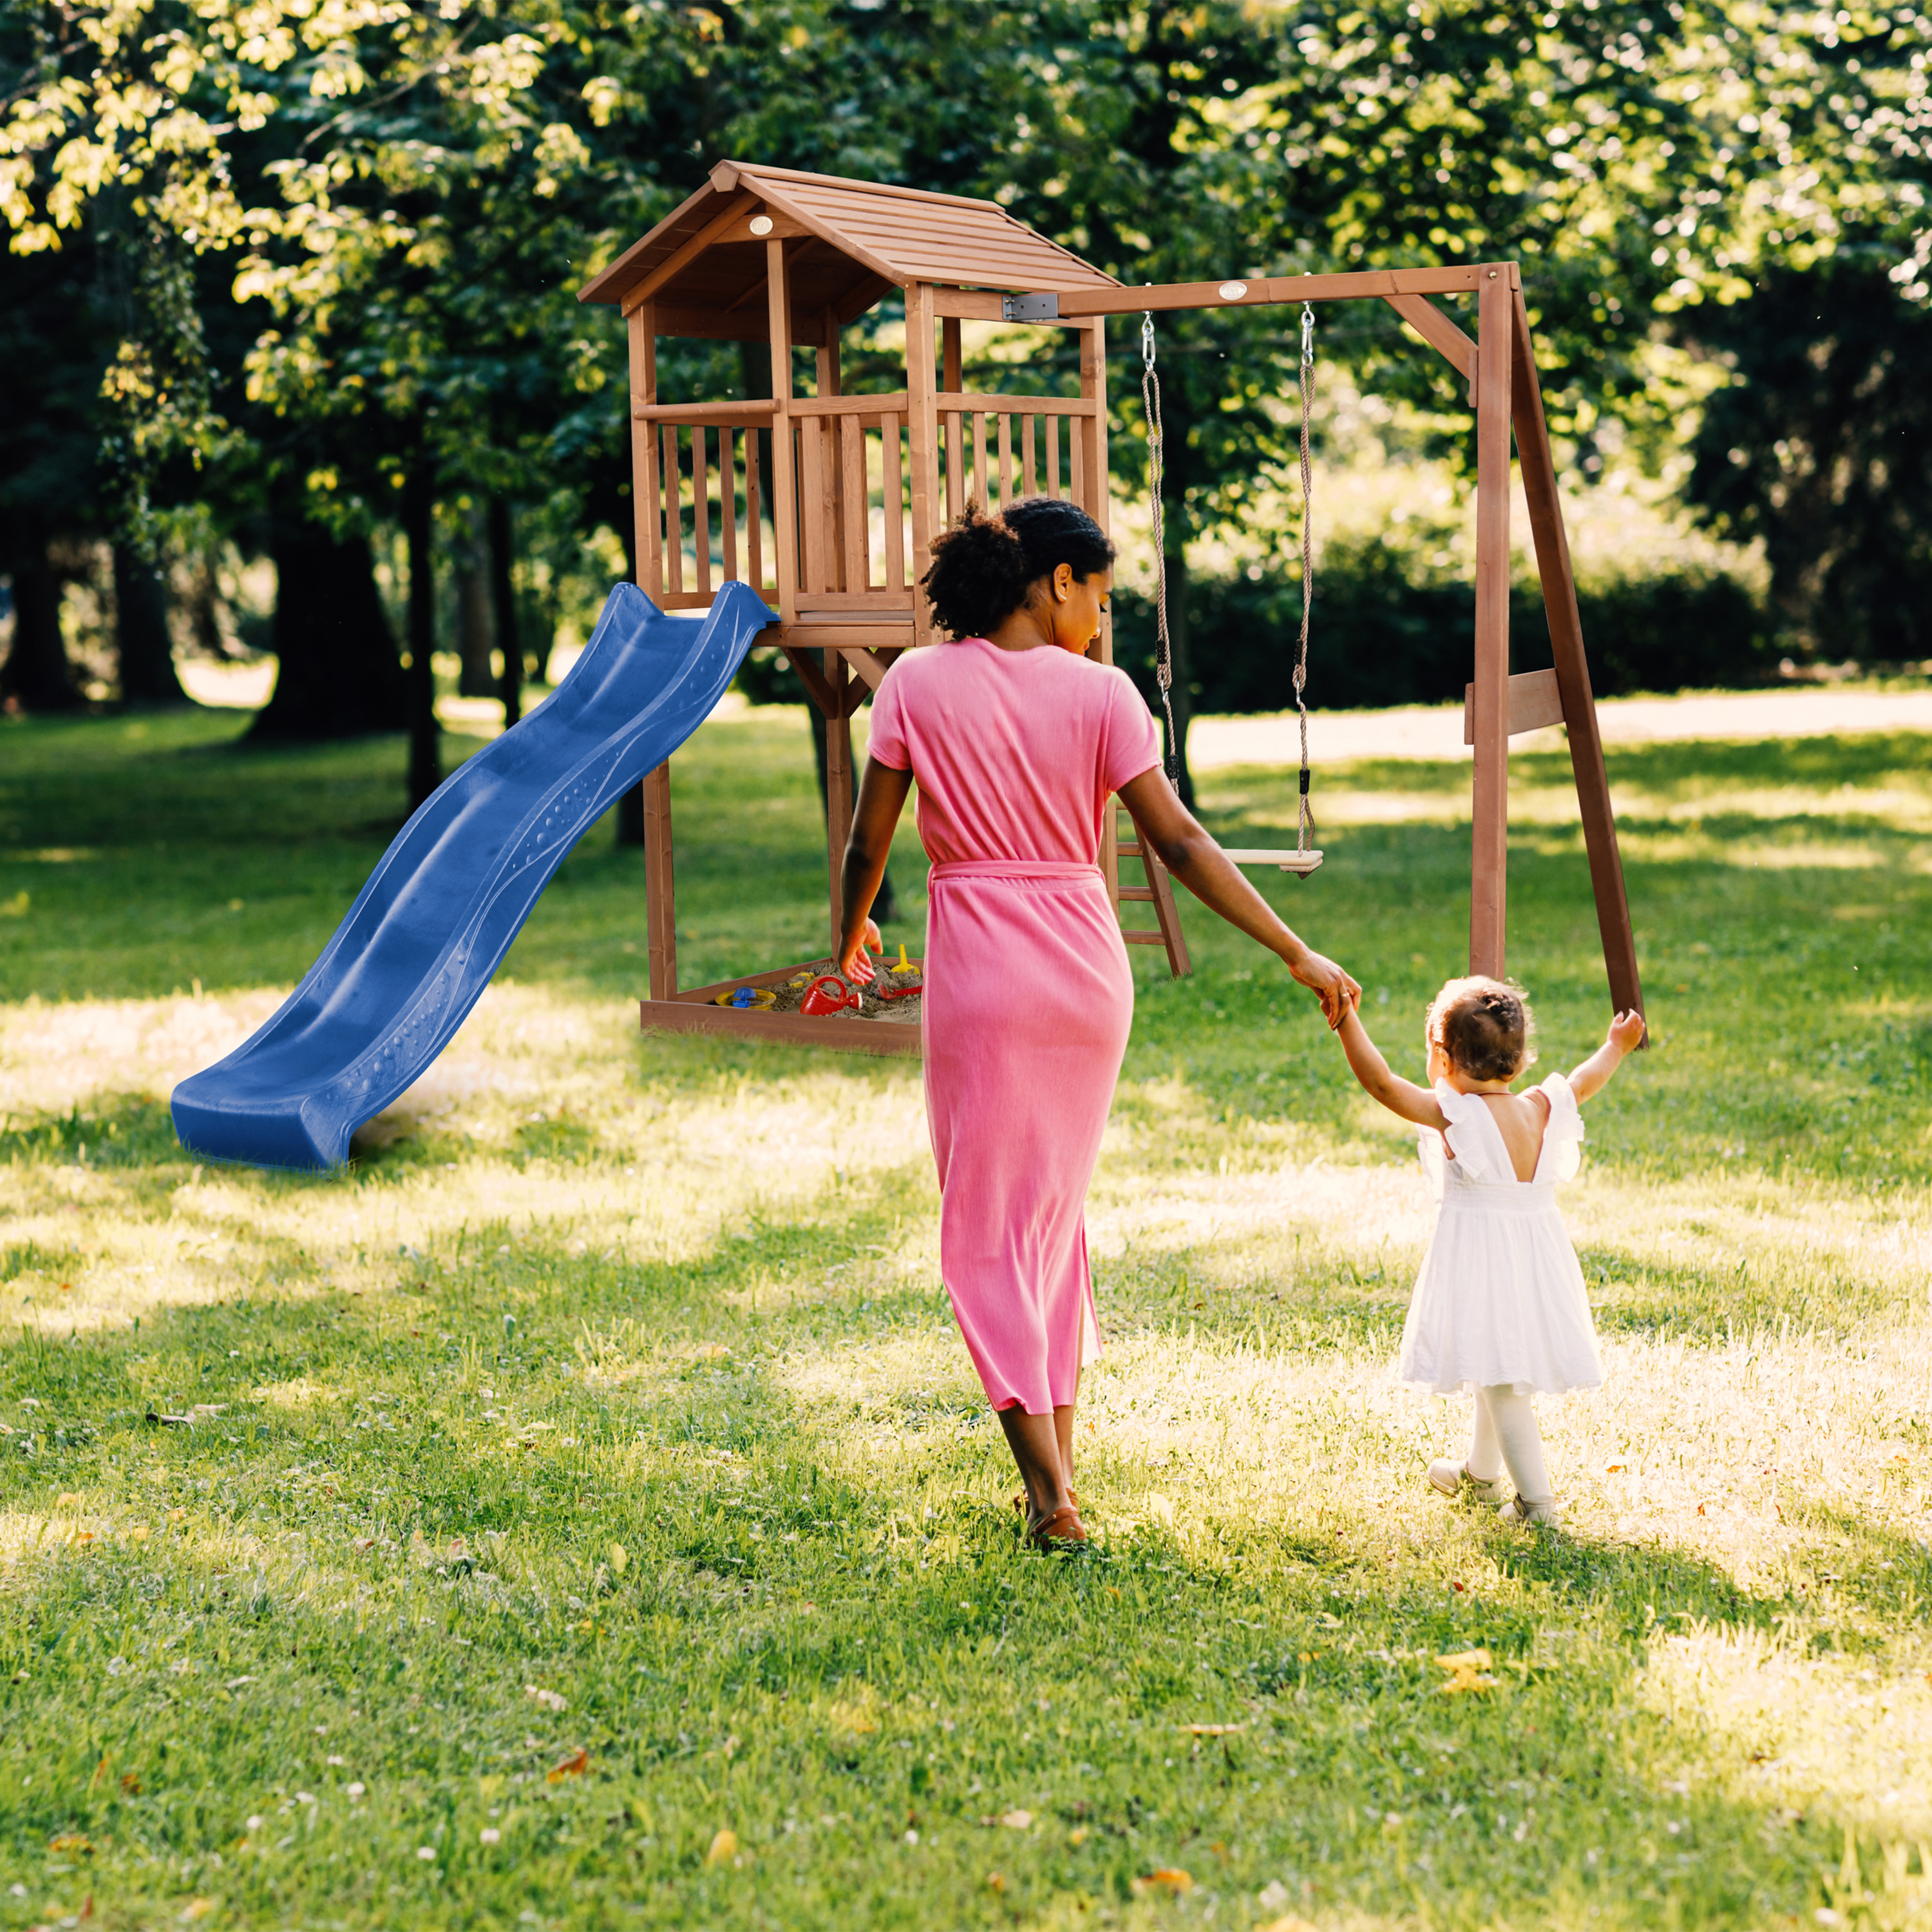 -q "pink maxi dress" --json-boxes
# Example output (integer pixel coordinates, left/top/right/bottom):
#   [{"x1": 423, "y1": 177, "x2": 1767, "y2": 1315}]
[{"x1": 866, "y1": 636, "x2": 1160, "y2": 1416}]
